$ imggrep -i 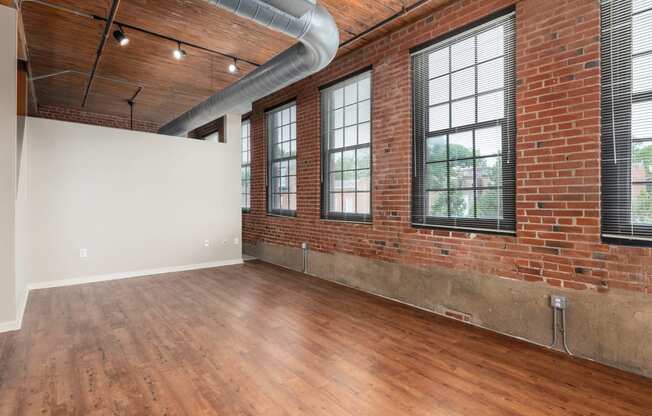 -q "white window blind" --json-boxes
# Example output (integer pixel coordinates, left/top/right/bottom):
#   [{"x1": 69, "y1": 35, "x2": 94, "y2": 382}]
[
  {"x1": 601, "y1": 0, "x2": 652, "y2": 243},
  {"x1": 411, "y1": 11, "x2": 516, "y2": 233}
]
